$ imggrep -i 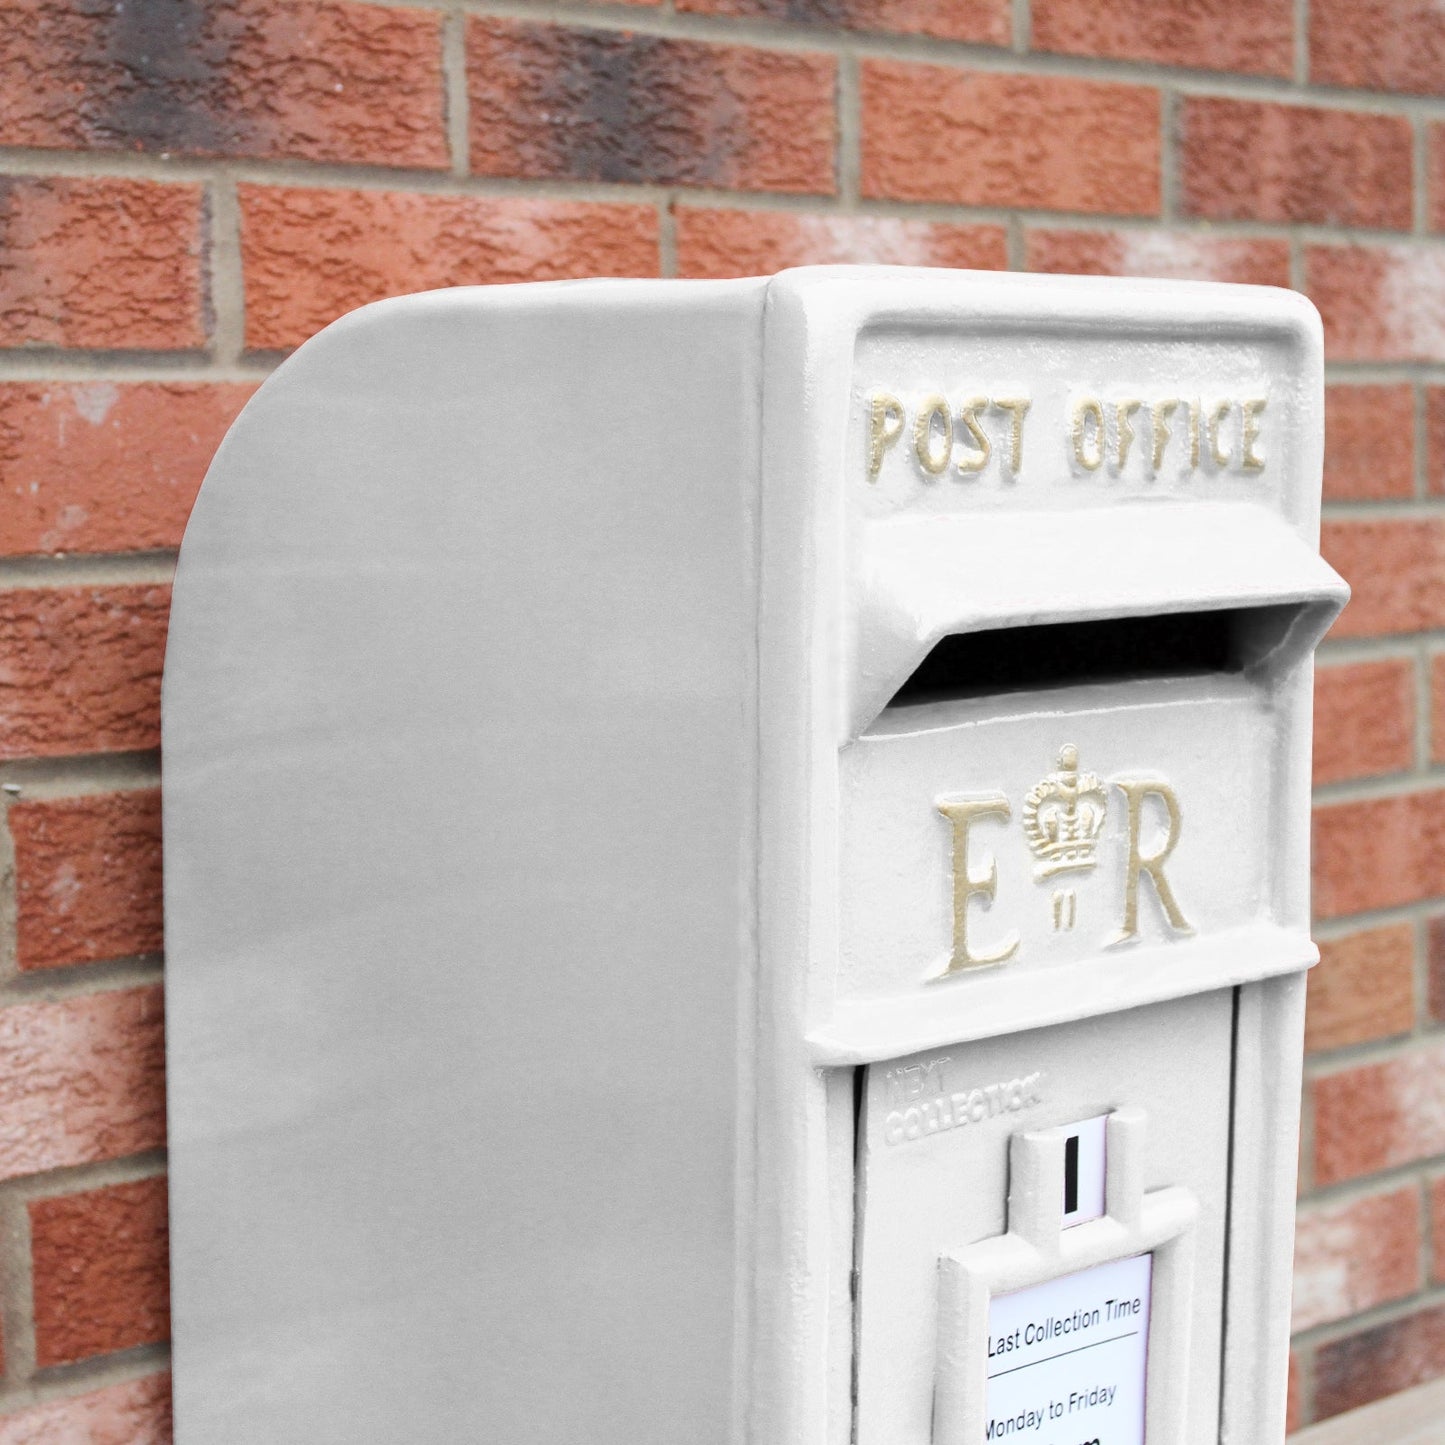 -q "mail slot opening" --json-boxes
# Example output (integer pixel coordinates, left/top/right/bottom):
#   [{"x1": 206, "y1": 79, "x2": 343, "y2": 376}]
[{"x1": 886, "y1": 604, "x2": 1304, "y2": 709}]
